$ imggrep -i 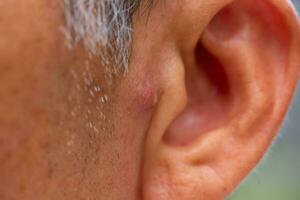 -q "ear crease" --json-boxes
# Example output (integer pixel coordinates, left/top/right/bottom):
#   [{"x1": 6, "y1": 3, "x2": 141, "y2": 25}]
[{"x1": 205, "y1": 0, "x2": 291, "y2": 54}]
